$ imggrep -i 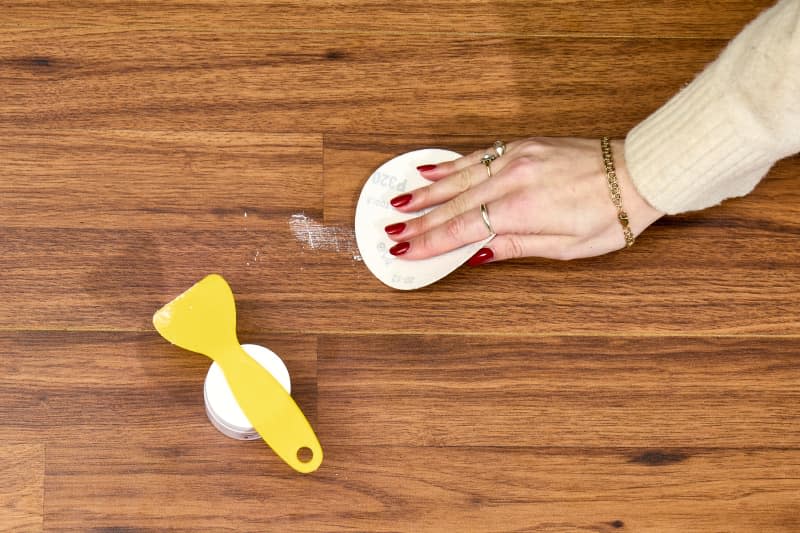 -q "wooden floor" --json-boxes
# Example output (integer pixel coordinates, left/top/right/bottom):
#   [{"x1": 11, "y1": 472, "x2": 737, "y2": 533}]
[{"x1": 2, "y1": 1, "x2": 799, "y2": 531}]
